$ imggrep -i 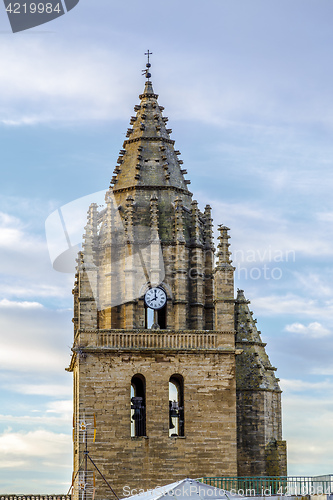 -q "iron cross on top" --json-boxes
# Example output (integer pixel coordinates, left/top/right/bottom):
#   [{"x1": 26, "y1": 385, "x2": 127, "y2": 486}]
[{"x1": 145, "y1": 50, "x2": 153, "y2": 64}]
